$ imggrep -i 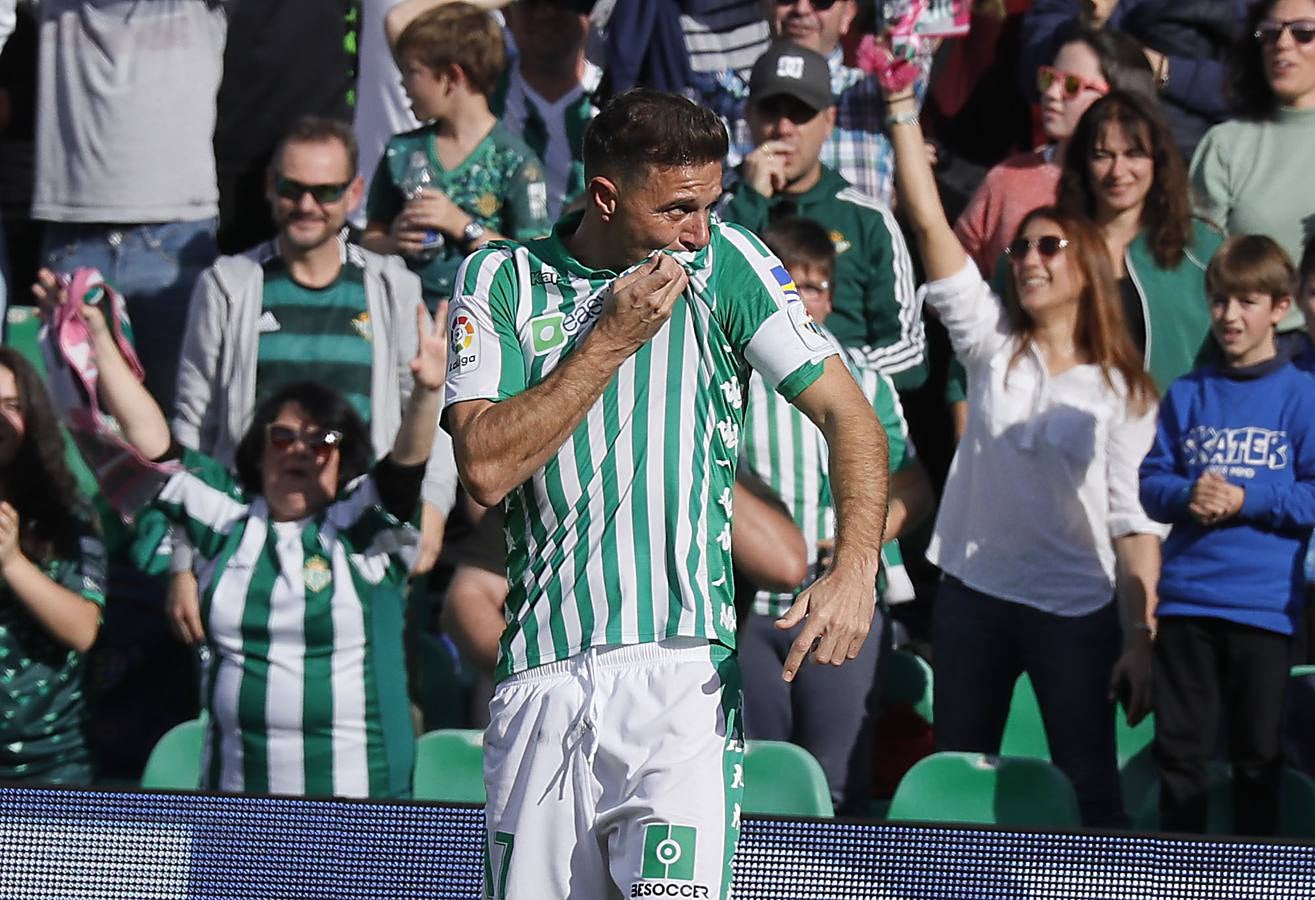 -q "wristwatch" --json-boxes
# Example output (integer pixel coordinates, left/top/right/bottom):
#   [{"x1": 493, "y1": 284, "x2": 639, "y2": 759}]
[{"x1": 461, "y1": 220, "x2": 487, "y2": 249}]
